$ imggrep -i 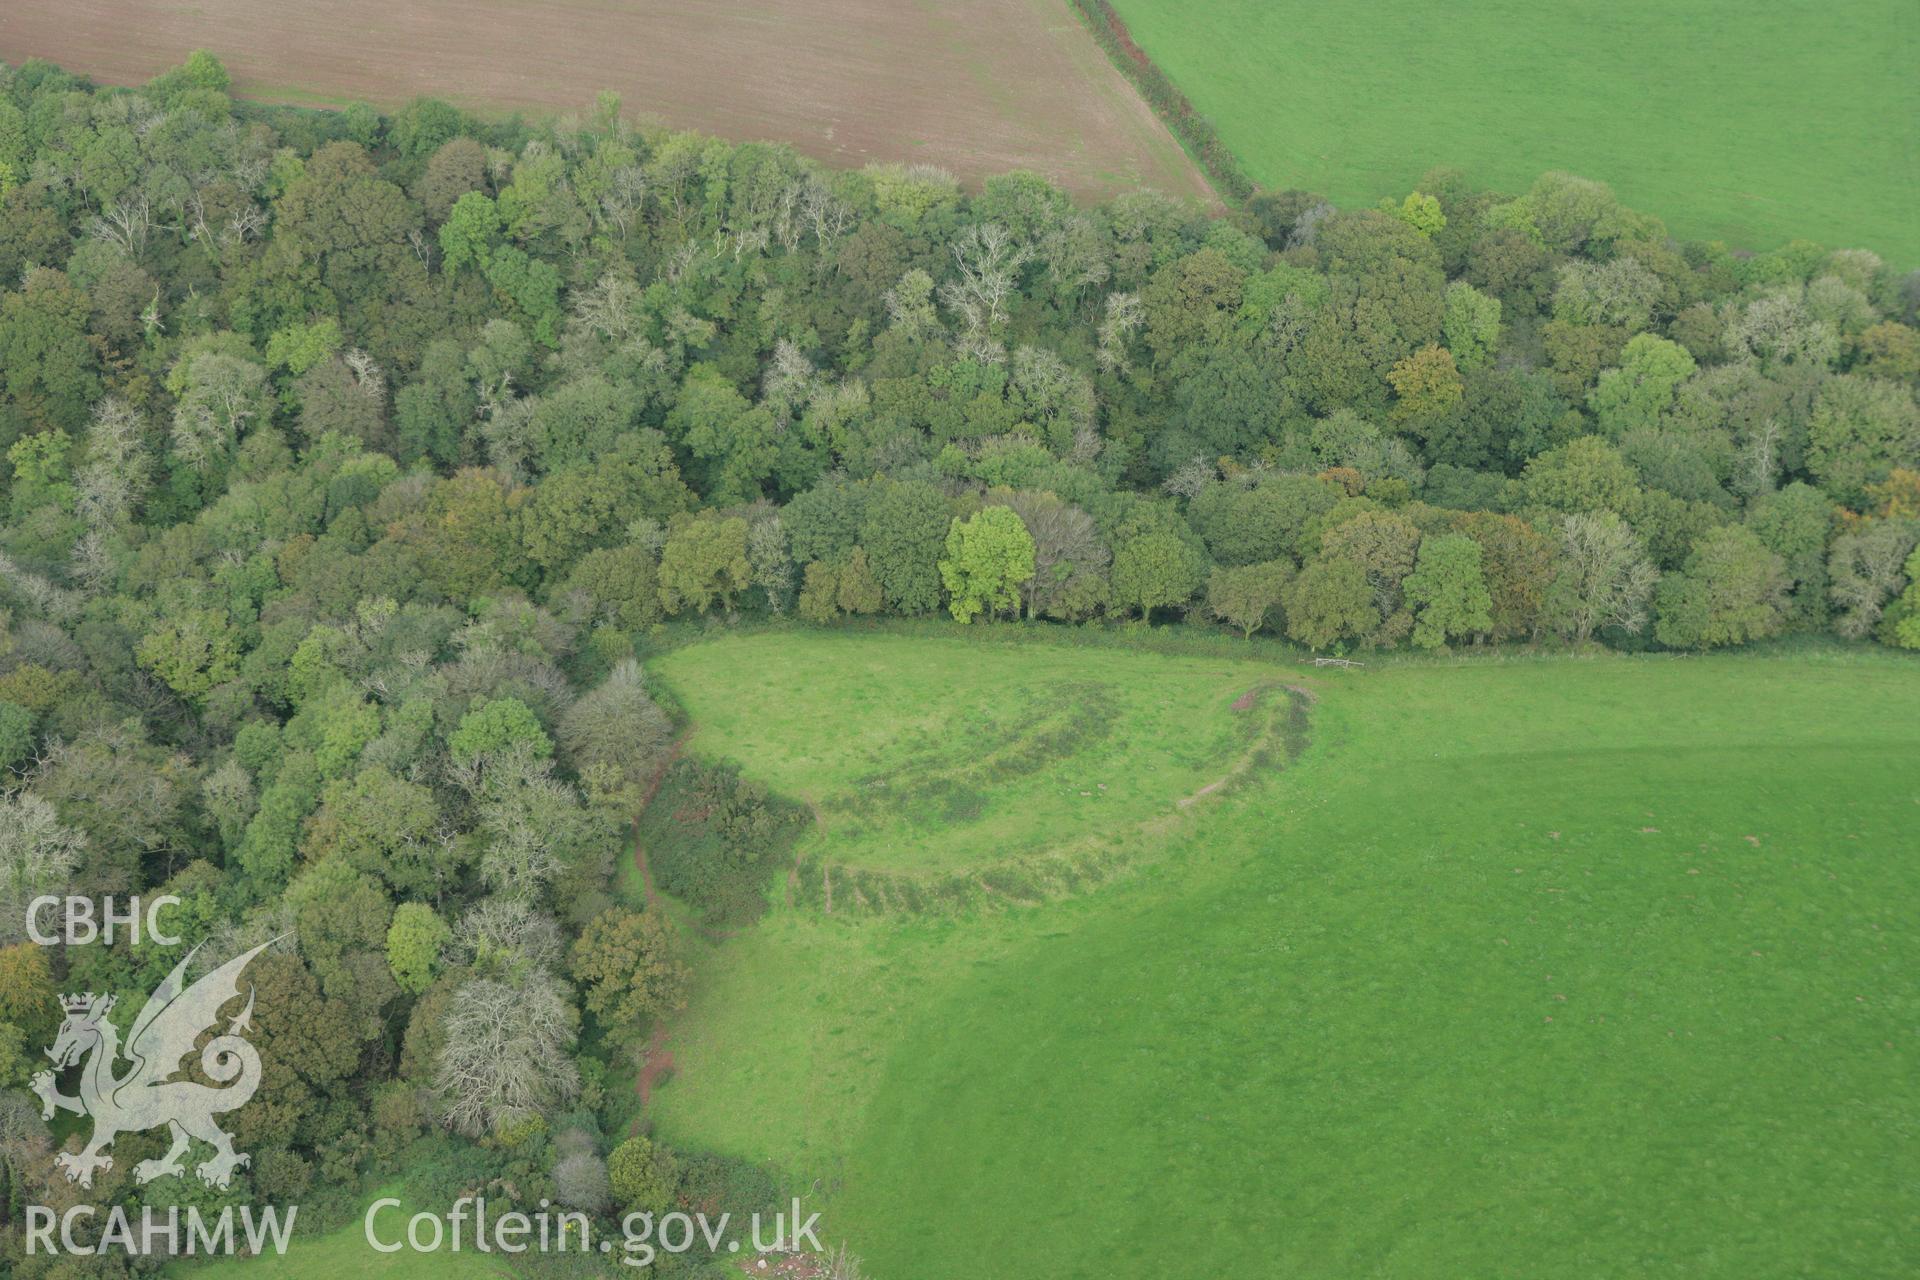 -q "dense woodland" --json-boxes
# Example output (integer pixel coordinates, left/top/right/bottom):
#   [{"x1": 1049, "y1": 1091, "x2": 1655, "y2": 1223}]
[{"x1": 0, "y1": 51, "x2": 1918, "y2": 1274}]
